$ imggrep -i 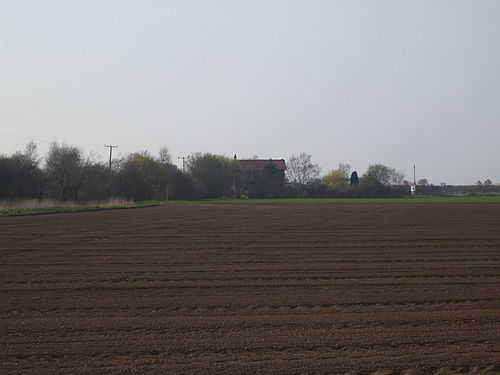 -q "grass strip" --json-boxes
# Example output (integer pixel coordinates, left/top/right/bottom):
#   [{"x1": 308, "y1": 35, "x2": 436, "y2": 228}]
[
  {"x1": 218, "y1": 196, "x2": 500, "y2": 204},
  {"x1": 2, "y1": 195, "x2": 499, "y2": 217}
]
